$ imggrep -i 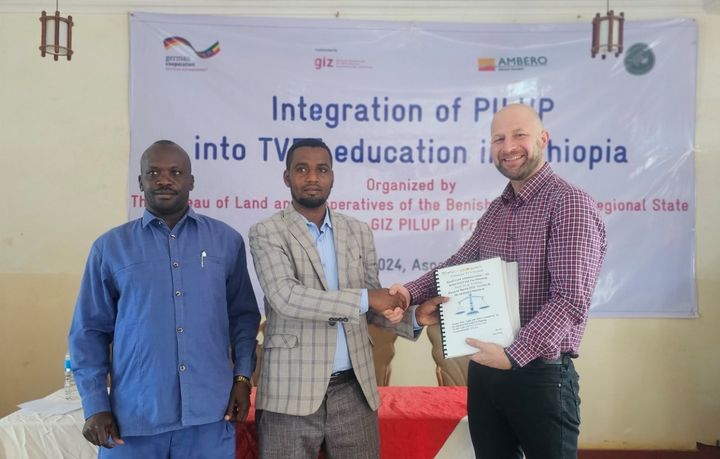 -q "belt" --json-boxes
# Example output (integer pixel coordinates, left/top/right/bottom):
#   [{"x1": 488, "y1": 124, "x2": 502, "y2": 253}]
[
  {"x1": 328, "y1": 369, "x2": 355, "y2": 386},
  {"x1": 526, "y1": 353, "x2": 572, "y2": 367}
]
